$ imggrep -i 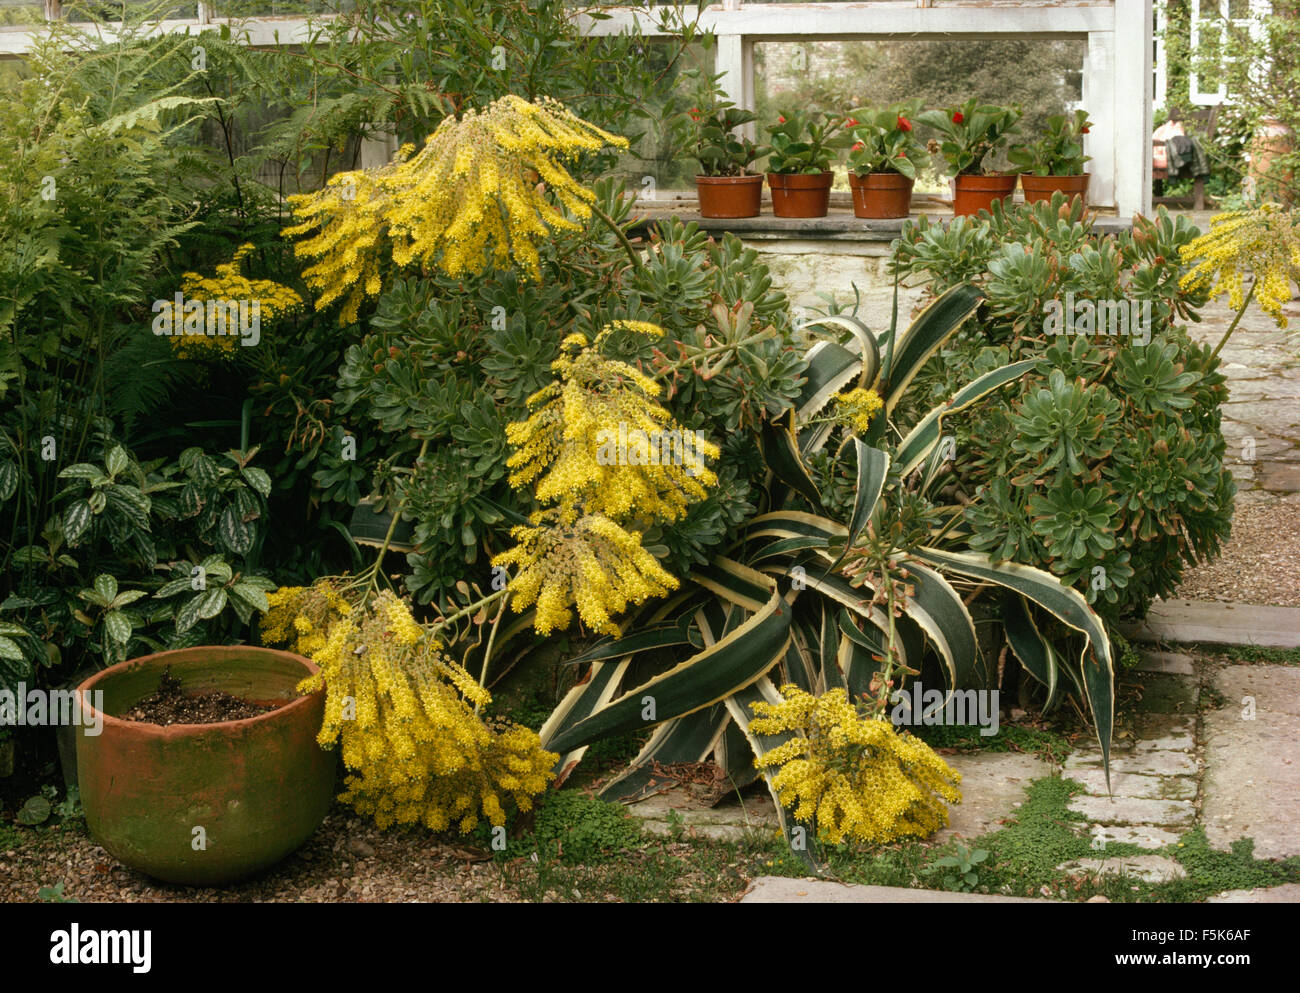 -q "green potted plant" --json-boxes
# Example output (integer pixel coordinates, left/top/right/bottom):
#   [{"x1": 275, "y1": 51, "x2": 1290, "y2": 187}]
[
  {"x1": 846, "y1": 102, "x2": 930, "y2": 219},
  {"x1": 765, "y1": 110, "x2": 851, "y2": 218},
  {"x1": 688, "y1": 101, "x2": 770, "y2": 218},
  {"x1": 917, "y1": 99, "x2": 1022, "y2": 217},
  {"x1": 1009, "y1": 109, "x2": 1093, "y2": 204}
]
